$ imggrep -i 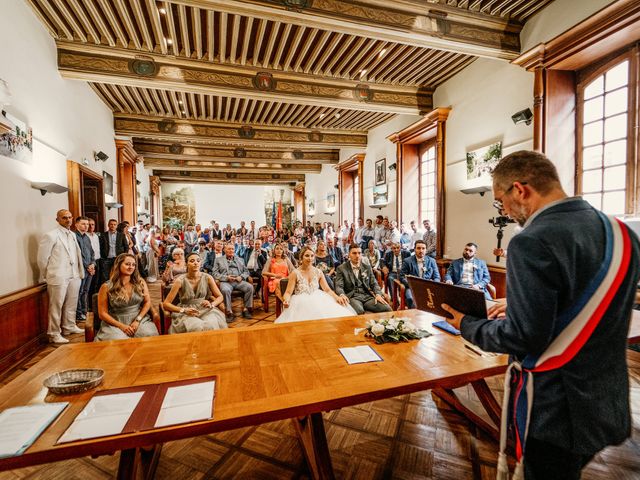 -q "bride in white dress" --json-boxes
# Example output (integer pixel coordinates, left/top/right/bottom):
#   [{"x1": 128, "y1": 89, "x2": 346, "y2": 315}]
[{"x1": 275, "y1": 246, "x2": 356, "y2": 324}]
